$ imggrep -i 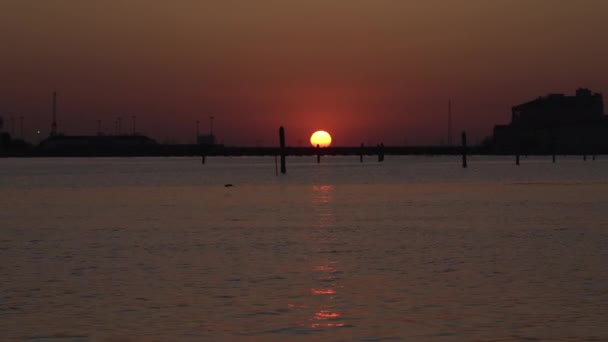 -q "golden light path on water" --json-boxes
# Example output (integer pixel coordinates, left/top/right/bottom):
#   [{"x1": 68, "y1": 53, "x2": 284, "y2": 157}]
[
  {"x1": 309, "y1": 185, "x2": 344, "y2": 329},
  {"x1": 286, "y1": 184, "x2": 346, "y2": 329}
]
